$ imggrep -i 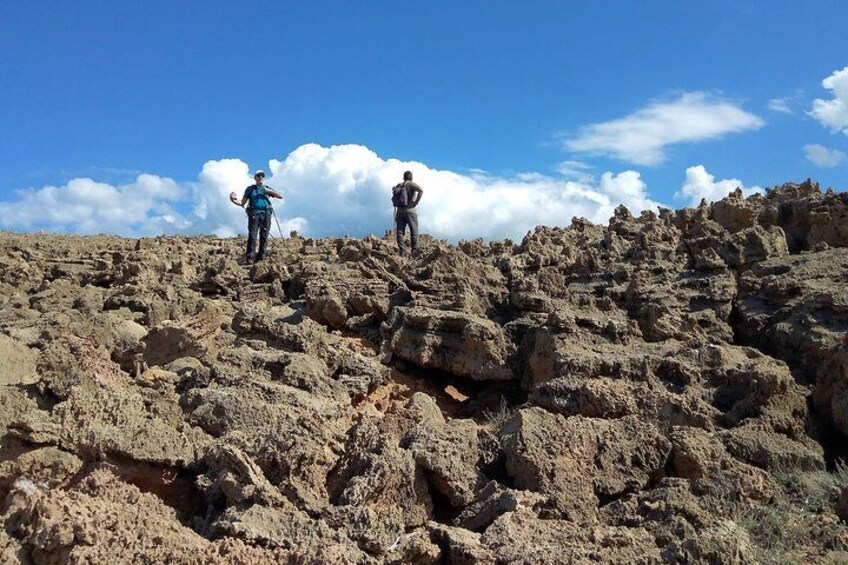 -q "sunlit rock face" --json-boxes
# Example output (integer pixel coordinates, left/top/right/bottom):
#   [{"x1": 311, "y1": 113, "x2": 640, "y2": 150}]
[{"x1": 2, "y1": 180, "x2": 848, "y2": 563}]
